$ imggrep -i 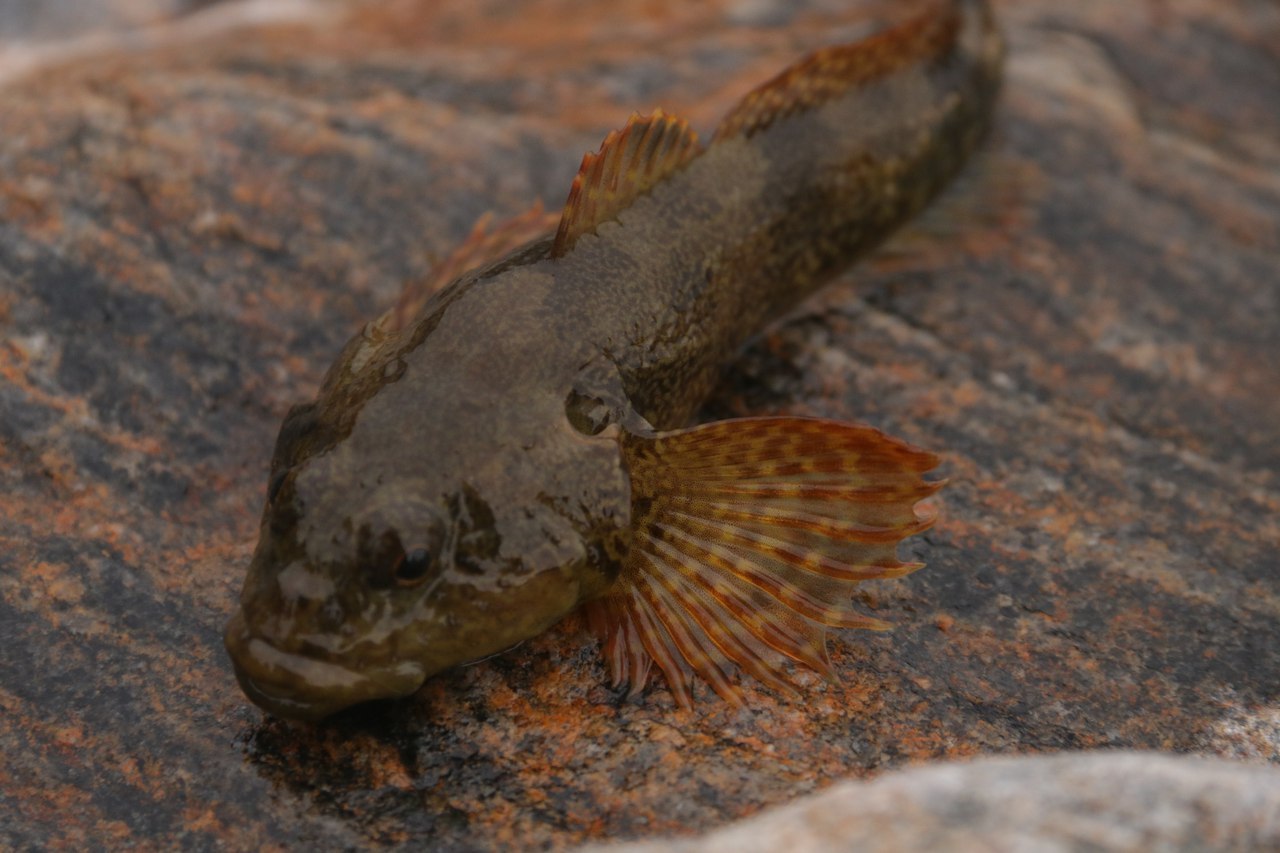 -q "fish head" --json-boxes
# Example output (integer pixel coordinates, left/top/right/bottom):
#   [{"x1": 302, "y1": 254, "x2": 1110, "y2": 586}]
[{"x1": 225, "y1": 292, "x2": 633, "y2": 721}]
